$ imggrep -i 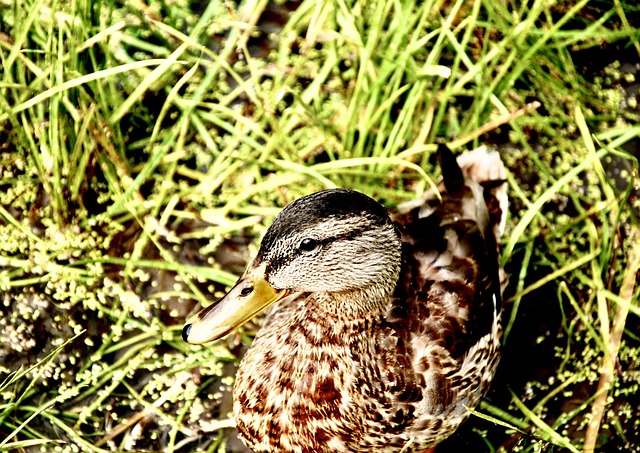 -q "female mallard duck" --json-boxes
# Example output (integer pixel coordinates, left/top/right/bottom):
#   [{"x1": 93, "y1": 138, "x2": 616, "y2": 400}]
[{"x1": 183, "y1": 145, "x2": 507, "y2": 452}]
